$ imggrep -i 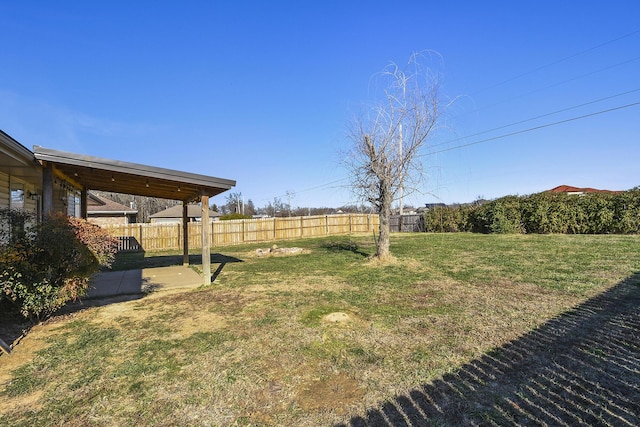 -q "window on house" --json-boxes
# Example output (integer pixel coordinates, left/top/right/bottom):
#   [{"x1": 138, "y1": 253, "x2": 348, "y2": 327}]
[{"x1": 10, "y1": 183, "x2": 24, "y2": 209}]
